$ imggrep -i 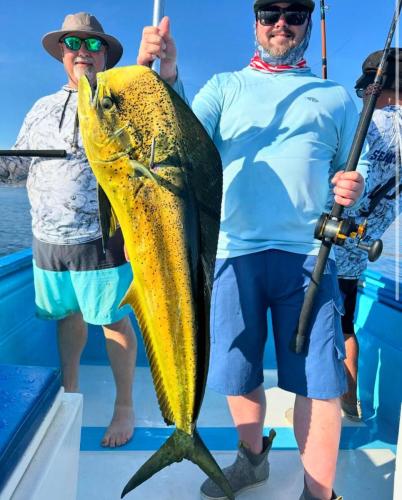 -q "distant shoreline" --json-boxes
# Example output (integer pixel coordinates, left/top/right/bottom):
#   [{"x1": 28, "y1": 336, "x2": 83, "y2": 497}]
[{"x1": 0, "y1": 182, "x2": 26, "y2": 188}]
